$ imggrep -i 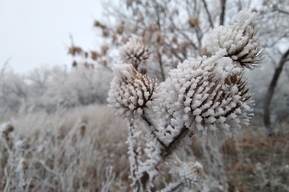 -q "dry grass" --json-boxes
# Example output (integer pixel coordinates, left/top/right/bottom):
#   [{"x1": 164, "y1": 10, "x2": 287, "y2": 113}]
[
  {"x1": 0, "y1": 105, "x2": 129, "y2": 191},
  {"x1": 0, "y1": 107, "x2": 288, "y2": 191},
  {"x1": 222, "y1": 118, "x2": 289, "y2": 192}
]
